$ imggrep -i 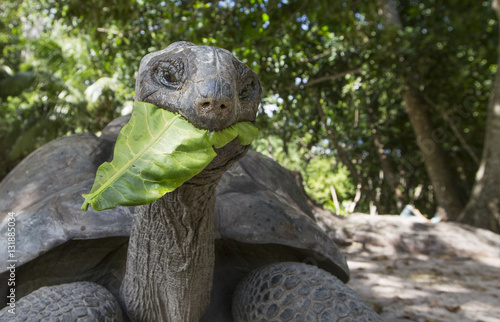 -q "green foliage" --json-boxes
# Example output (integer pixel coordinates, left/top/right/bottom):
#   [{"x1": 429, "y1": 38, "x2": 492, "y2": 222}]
[
  {"x1": 0, "y1": 6, "x2": 128, "y2": 179},
  {"x1": 82, "y1": 101, "x2": 258, "y2": 211},
  {"x1": 1, "y1": 0, "x2": 497, "y2": 216},
  {"x1": 305, "y1": 157, "x2": 354, "y2": 214},
  {"x1": 253, "y1": 135, "x2": 354, "y2": 213}
]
